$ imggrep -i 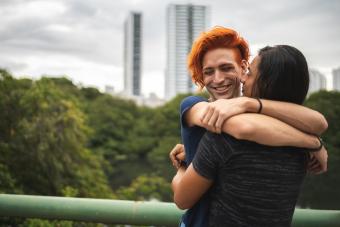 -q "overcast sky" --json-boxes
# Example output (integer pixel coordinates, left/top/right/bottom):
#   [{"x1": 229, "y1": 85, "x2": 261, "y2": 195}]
[{"x1": 1, "y1": 0, "x2": 339, "y2": 98}]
